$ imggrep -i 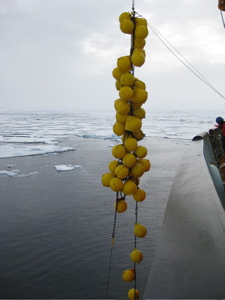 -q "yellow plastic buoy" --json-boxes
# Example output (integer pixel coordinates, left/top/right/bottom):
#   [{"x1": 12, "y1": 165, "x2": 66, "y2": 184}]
[
  {"x1": 115, "y1": 165, "x2": 129, "y2": 179},
  {"x1": 134, "y1": 145, "x2": 147, "y2": 158},
  {"x1": 113, "y1": 122, "x2": 125, "y2": 136},
  {"x1": 133, "y1": 188, "x2": 146, "y2": 202},
  {"x1": 115, "y1": 80, "x2": 121, "y2": 91},
  {"x1": 110, "y1": 177, "x2": 123, "y2": 192},
  {"x1": 137, "y1": 158, "x2": 151, "y2": 171},
  {"x1": 122, "y1": 269, "x2": 136, "y2": 282},
  {"x1": 132, "y1": 88, "x2": 148, "y2": 103},
  {"x1": 119, "y1": 12, "x2": 131, "y2": 23},
  {"x1": 120, "y1": 72, "x2": 135, "y2": 87},
  {"x1": 132, "y1": 107, "x2": 146, "y2": 119},
  {"x1": 134, "y1": 79, "x2": 146, "y2": 90},
  {"x1": 114, "y1": 199, "x2": 127, "y2": 213},
  {"x1": 122, "y1": 153, "x2": 136, "y2": 168},
  {"x1": 122, "y1": 179, "x2": 137, "y2": 195},
  {"x1": 119, "y1": 86, "x2": 134, "y2": 101},
  {"x1": 130, "y1": 163, "x2": 145, "y2": 178},
  {"x1": 112, "y1": 144, "x2": 126, "y2": 159},
  {"x1": 125, "y1": 116, "x2": 142, "y2": 132},
  {"x1": 131, "y1": 50, "x2": 145, "y2": 67},
  {"x1": 135, "y1": 25, "x2": 149, "y2": 39},
  {"x1": 120, "y1": 19, "x2": 134, "y2": 34},
  {"x1": 117, "y1": 56, "x2": 131, "y2": 73},
  {"x1": 124, "y1": 137, "x2": 138, "y2": 151},
  {"x1": 116, "y1": 112, "x2": 127, "y2": 124},
  {"x1": 112, "y1": 67, "x2": 123, "y2": 80},
  {"x1": 129, "y1": 176, "x2": 140, "y2": 186},
  {"x1": 132, "y1": 129, "x2": 145, "y2": 141},
  {"x1": 114, "y1": 99, "x2": 130, "y2": 115},
  {"x1": 134, "y1": 38, "x2": 146, "y2": 49},
  {"x1": 134, "y1": 223, "x2": 147, "y2": 238},
  {"x1": 128, "y1": 288, "x2": 140, "y2": 300},
  {"x1": 135, "y1": 17, "x2": 147, "y2": 26},
  {"x1": 108, "y1": 160, "x2": 119, "y2": 172},
  {"x1": 130, "y1": 249, "x2": 143, "y2": 263},
  {"x1": 101, "y1": 172, "x2": 114, "y2": 187}
]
